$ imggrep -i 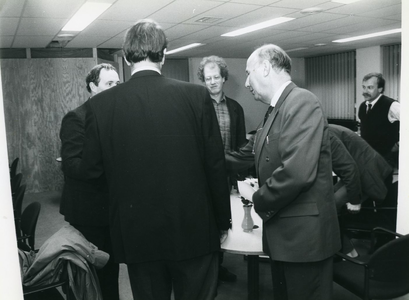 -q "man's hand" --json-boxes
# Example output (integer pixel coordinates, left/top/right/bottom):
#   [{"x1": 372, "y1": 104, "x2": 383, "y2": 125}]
[
  {"x1": 220, "y1": 230, "x2": 228, "y2": 244},
  {"x1": 346, "y1": 203, "x2": 361, "y2": 214}
]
